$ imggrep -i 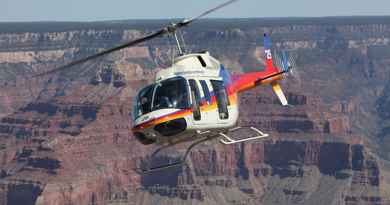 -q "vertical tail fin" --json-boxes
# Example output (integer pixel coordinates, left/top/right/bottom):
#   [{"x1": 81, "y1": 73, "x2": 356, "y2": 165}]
[
  {"x1": 263, "y1": 33, "x2": 278, "y2": 73},
  {"x1": 265, "y1": 34, "x2": 289, "y2": 106}
]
